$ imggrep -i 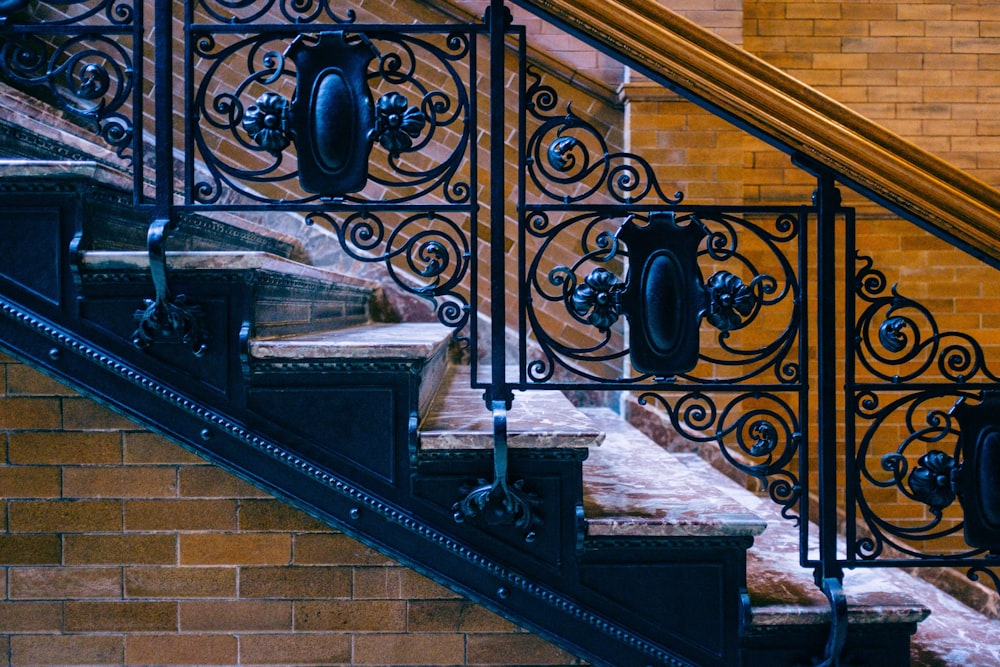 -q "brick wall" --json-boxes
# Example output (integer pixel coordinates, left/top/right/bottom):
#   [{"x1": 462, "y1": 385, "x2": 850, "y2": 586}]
[{"x1": 0, "y1": 354, "x2": 581, "y2": 666}]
